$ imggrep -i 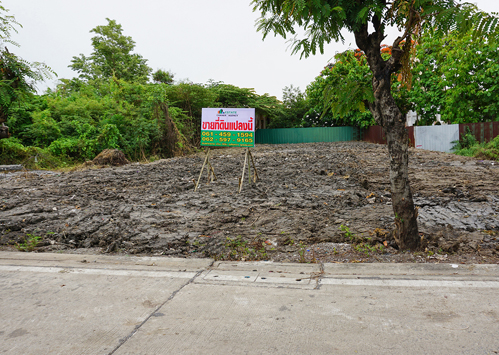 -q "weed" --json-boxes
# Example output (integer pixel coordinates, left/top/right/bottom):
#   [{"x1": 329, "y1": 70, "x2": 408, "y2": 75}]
[
  {"x1": 191, "y1": 240, "x2": 206, "y2": 248},
  {"x1": 283, "y1": 238, "x2": 295, "y2": 246},
  {"x1": 341, "y1": 225, "x2": 387, "y2": 257},
  {"x1": 218, "y1": 235, "x2": 268, "y2": 261},
  {"x1": 452, "y1": 127, "x2": 478, "y2": 152},
  {"x1": 340, "y1": 224, "x2": 355, "y2": 242},
  {"x1": 16, "y1": 234, "x2": 42, "y2": 252},
  {"x1": 354, "y1": 243, "x2": 385, "y2": 256},
  {"x1": 298, "y1": 242, "x2": 306, "y2": 263}
]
